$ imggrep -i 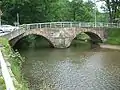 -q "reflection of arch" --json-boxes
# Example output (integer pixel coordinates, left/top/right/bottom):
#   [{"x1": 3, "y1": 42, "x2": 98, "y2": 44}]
[
  {"x1": 70, "y1": 31, "x2": 102, "y2": 46},
  {"x1": 9, "y1": 34, "x2": 54, "y2": 48}
]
